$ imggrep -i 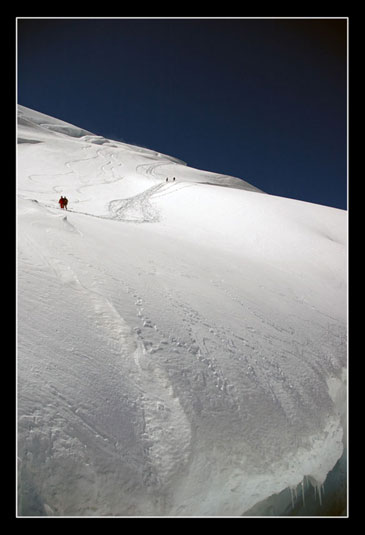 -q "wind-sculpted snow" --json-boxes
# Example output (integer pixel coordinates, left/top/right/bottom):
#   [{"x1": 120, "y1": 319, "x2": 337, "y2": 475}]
[{"x1": 17, "y1": 106, "x2": 347, "y2": 516}]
